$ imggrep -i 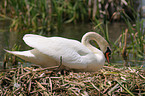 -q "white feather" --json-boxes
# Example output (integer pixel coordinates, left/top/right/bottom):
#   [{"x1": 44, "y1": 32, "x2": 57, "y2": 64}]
[{"x1": 5, "y1": 32, "x2": 110, "y2": 72}]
